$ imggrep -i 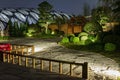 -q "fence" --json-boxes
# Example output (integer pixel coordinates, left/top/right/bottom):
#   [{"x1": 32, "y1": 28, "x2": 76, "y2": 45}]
[
  {"x1": 10, "y1": 44, "x2": 34, "y2": 55},
  {"x1": 1, "y1": 51, "x2": 88, "y2": 79}
]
